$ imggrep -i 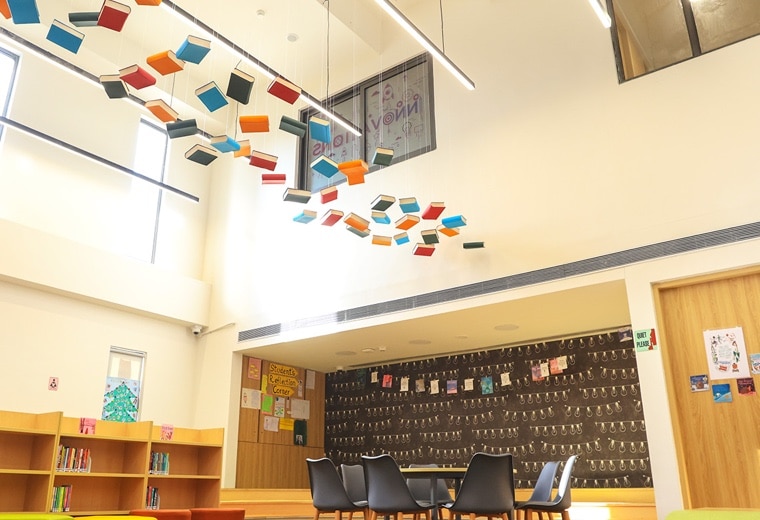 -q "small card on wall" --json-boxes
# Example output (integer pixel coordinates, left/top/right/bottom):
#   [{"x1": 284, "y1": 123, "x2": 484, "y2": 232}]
[
  {"x1": 79, "y1": 417, "x2": 96, "y2": 435},
  {"x1": 430, "y1": 379, "x2": 440, "y2": 394},
  {"x1": 464, "y1": 378, "x2": 474, "y2": 391},
  {"x1": 400, "y1": 376, "x2": 409, "y2": 392},
  {"x1": 712, "y1": 383, "x2": 733, "y2": 403},
  {"x1": 160, "y1": 424, "x2": 174, "y2": 440},
  {"x1": 690, "y1": 374, "x2": 709, "y2": 392},
  {"x1": 737, "y1": 377, "x2": 756, "y2": 396},
  {"x1": 500, "y1": 372, "x2": 511, "y2": 386}
]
